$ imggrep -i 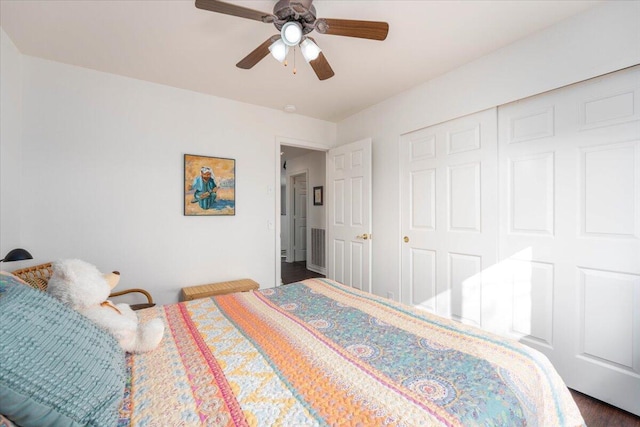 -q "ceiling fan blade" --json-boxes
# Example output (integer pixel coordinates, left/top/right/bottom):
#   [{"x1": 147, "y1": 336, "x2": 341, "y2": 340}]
[
  {"x1": 316, "y1": 18, "x2": 389, "y2": 41},
  {"x1": 236, "y1": 36, "x2": 280, "y2": 69},
  {"x1": 309, "y1": 52, "x2": 335, "y2": 81},
  {"x1": 195, "y1": 0, "x2": 272, "y2": 22}
]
